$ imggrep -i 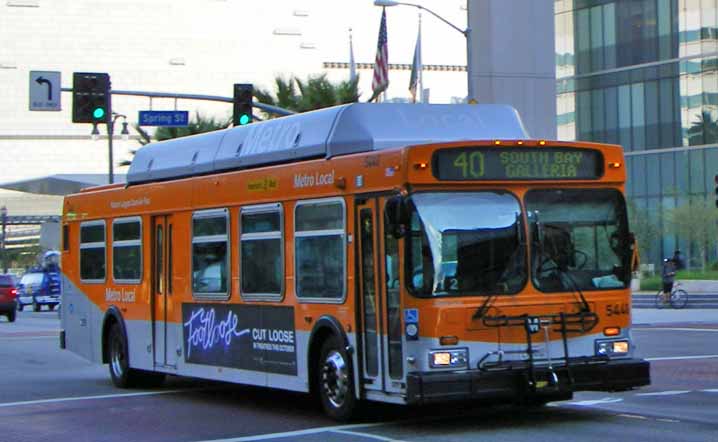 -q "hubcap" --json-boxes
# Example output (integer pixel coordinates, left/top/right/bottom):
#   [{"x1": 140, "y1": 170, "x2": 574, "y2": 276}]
[
  {"x1": 110, "y1": 335, "x2": 125, "y2": 378},
  {"x1": 321, "y1": 350, "x2": 349, "y2": 408}
]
